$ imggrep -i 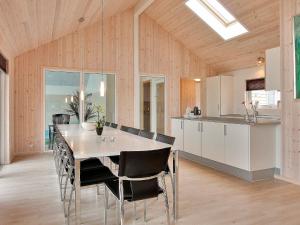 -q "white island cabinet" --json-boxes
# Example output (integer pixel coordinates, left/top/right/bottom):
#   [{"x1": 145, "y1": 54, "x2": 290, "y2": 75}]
[
  {"x1": 202, "y1": 121, "x2": 225, "y2": 163},
  {"x1": 183, "y1": 119, "x2": 202, "y2": 156},
  {"x1": 171, "y1": 118, "x2": 278, "y2": 177},
  {"x1": 224, "y1": 124, "x2": 250, "y2": 170}
]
